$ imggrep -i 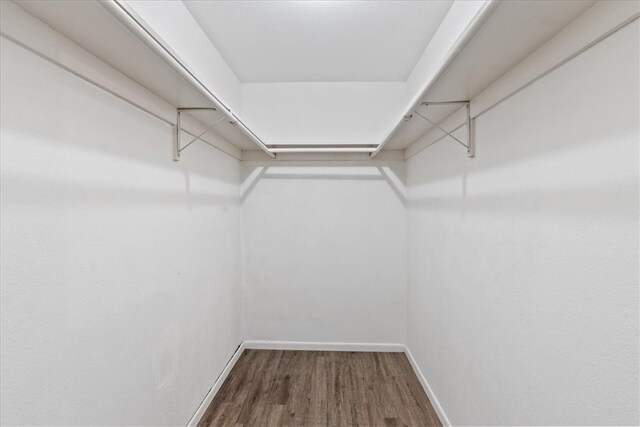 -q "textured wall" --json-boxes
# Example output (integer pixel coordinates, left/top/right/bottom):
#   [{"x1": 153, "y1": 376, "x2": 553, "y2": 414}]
[
  {"x1": 0, "y1": 38, "x2": 242, "y2": 425},
  {"x1": 405, "y1": 21, "x2": 639, "y2": 425},
  {"x1": 241, "y1": 162, "x2": 407, "y2": 344}
]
